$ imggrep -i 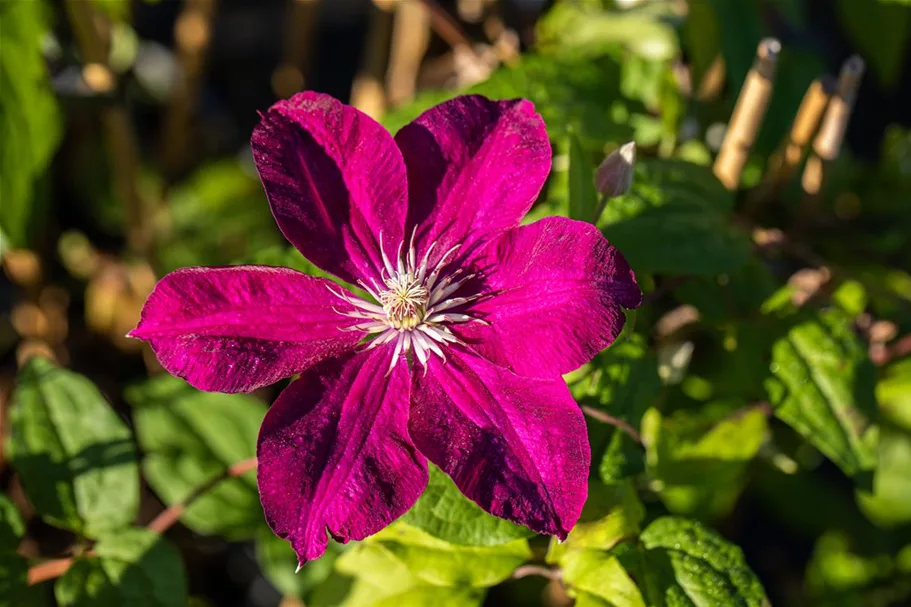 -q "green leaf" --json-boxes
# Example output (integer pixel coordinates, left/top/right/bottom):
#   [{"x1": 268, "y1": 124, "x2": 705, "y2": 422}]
[
  {"x1": 857, "y1": 424, "x2": 911, "y2": 526},
  {"x1": 364, "y1": 523, "x2": 531, "y2": 588},
  {"x1": 568, "y1": 129, "x2": 599, "y2": 223},
  {"x1": 0, "y1": 551, "x2": 45, "y2": 607},
  {"x1": 0, "y1": 0, "x2": 62, "y2": 247},
  {"x1": 383, "y1": 51, "x2": 642, "y2": 148},
  {"x1": 805, "y1": 531, "x2": 907, "y2": 606},
  {"x1": 764, "y1": 309, "x2": 879, "y2": 483},
  {"x1": 837, "y1": 0, "x2": 911, "y2": 89},
  {"x1": 8, "y1": 358, "x2": 139, "y2": 537},
  {"x1": 332, "y1": 522, "x2": 524, "y2": 607},
  {"x1": 547, "y1": 481, "x2": 644, "y2": 563},
  {"x1": 256, "y1": 527, "x2": 344, "y2": 599},
  {"x1": 601, "y1": 160, "x2": 751, "y2": 276},
  {"x1": 561, "y1": 551, "x2": 647, "y2": 607},
  {"x1": 536, "y1": 1, "x2": 679, "y2": 62},
  {"x1": 570, "y1": 334, "x2": 660, "y2": 483},
  {"x1": 338, "y1": 580, "x2": 482, "y2": 607},
  {"x1": 878, "y1": 358, "x2": 911, "y2": 430},
  {"x1": 127, "y1": 375, "x2": 264, "y2": 540},
  {"x1": 0, "y1": 494, "x2": 26, "y2": 546},
  {"x1": 157, "y1": 159, "x2": 283, "y2": 272},
  {"x1": 642, "y1": 402, "x2": 767, "y2": 519},
  {"x1": 54, "y1": 529, "x2": 186, "y2": 607},
  {"x1": 402, "y1": 464, "x2": 533, "y2": 546},
  {"x1": 547, "y1": 483, "x2": 646, "y2": 607},
  {"x1": 636, "y1": 517, "x2": 770, "y2": 606}
]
